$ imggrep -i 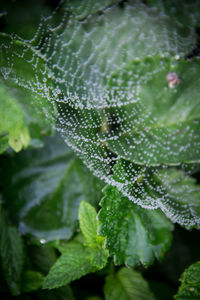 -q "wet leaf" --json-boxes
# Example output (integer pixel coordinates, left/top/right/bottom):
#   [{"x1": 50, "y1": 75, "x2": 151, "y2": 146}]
[
  {"x1": 111, "y1": 159, "x2": 200, "y2": 228},
  {"x1": 98, "y1": 185, "x2": 174, "y2": 266},
  {"x1": 106, "y1": 56, "x2": 200, "y2": 166}
]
